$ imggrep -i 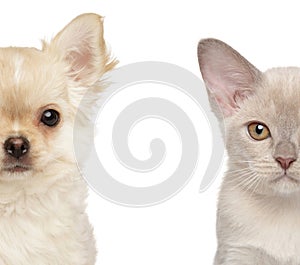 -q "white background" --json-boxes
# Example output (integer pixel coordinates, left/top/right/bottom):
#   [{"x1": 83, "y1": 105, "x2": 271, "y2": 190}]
[{"x1": 0, "y1": 1, "x2": 300, "y2": 264}]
